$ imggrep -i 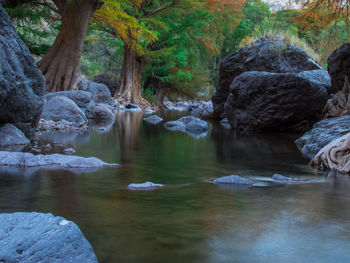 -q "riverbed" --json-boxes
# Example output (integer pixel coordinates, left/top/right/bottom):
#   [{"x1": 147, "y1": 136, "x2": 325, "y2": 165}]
[{"x1": 1, "y1": 111, "x2": 350, "y2": 263}]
